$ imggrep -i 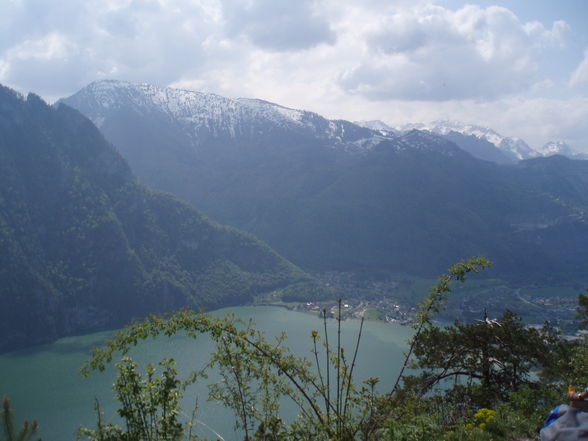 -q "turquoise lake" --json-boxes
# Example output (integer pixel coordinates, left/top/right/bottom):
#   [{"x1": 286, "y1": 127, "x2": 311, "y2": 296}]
[{"x1": 0, "y1": 306, "x2": 414, "y2": 441}]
